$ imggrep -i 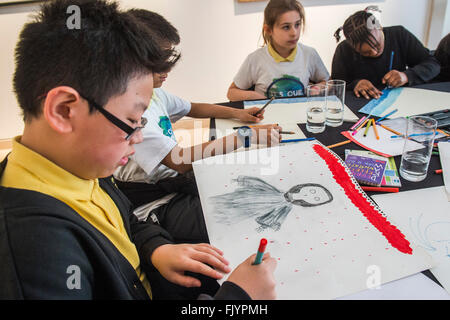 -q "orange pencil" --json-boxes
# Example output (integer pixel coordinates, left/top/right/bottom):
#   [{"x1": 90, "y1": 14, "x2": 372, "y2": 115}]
[
  {"x1": 326, "y1": 140, "x2": 351, "y2": 149},
  {"x1": 372, "y1": 119, "x2": 379, "y2": 140},
  {"x1": 378, "y1": 123, "x2": 403, "y2": 136},
  {"x1": 437, "y1": 128, "x2": 450, "y2": 137}
]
